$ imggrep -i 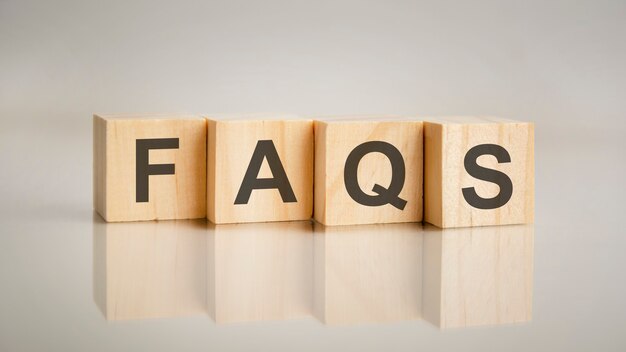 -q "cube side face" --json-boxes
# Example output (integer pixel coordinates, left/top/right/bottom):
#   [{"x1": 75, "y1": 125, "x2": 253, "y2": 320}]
[
  {"x1": 313, "y1": 121, "x2": 328, "y2": 224},
  {"x1": 526, "y1": 124, "x2": 535, "y2": 223},
  {"x1": 424, "y1": 123, "x2": 444, "y2": 227},
  {"x1": 102, "y1": 117, "x2": 207, "y2": 222},
  {"x1": 210, "y1": 119, "x2": 314, "y2": 224},
  {"x1": 94, "y1": 115, "x2": 108, "y2": 220},
  {"x1": 439, "y1": 122, "x2": 534, "y2": 228},
  {"x1": 320, "y1": 121, "x2": 423, "y2": 226},
  {"x1": 206, "y1": 119, "x2": 217, "y2": 222}
]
